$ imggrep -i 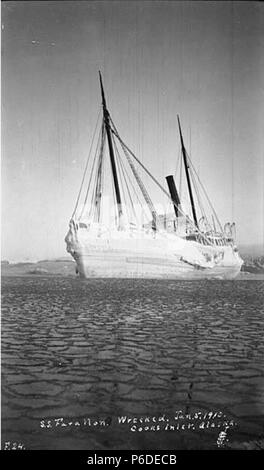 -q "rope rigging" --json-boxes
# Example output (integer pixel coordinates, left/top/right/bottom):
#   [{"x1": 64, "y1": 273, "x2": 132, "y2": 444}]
[
  {"x1": 71, "y1": 107, "x2": 101, "y2": 219},
  {"x1": 92, "y1": 123, "x2": 106, "y2": 223},
  {"x1": 72, "y1": 90, "x2": 224, "y2": 248},
  {"x1": 110, "y1": 117, "x2": 158, "y2": 230},
  {"x1": 112, "y1": 135, "x2": 141, "y2": 225},
  {"x1": 110, "y1": 122, "x2": 215, "y2": 246},
  {"x1": 113, "y1": 136, "x2": 152, "y2": 225},
  {"x1": 79, "y1": 119, "x2": 104, "y2": 221},
  {"x1": 186, "y1": 152, "x2": 224, "y2": 234}
]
